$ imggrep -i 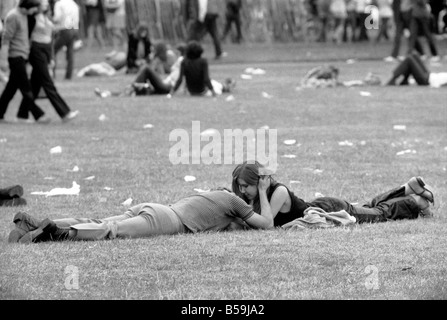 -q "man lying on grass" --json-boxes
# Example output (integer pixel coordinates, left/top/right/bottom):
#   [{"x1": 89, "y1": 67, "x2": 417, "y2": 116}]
[{"x1": 8, "y1": 178, "x2": 274, "y2": 243}]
